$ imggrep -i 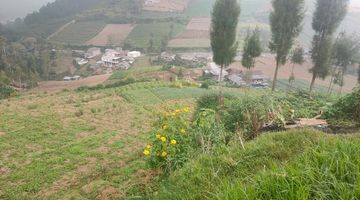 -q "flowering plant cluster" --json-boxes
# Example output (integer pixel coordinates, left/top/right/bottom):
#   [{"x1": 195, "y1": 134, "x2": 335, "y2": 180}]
[{"x1": 143, "y1": 107, "x2": 191, "y2": 173}]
